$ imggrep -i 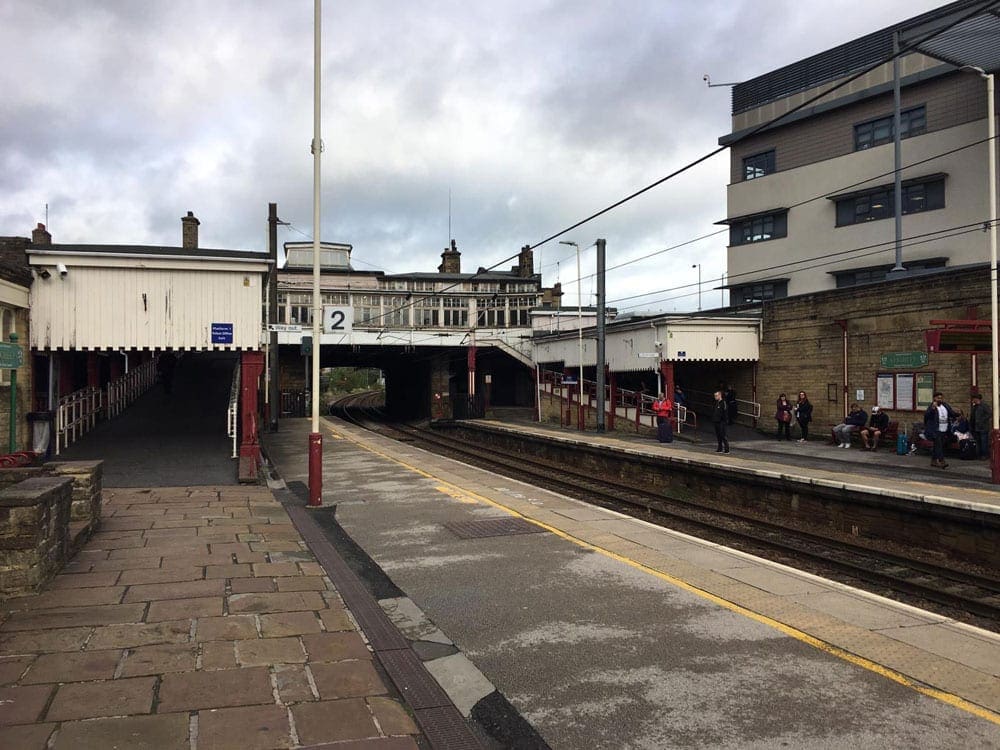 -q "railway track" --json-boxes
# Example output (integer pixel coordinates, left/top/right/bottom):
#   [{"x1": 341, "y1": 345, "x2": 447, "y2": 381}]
[{"x1": 327, "y1": 395, "x2": 1000, "y2": 631}]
